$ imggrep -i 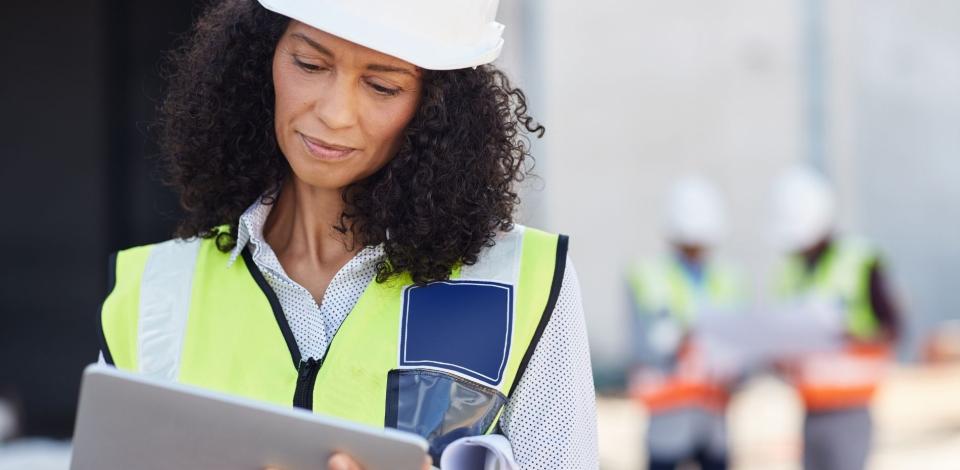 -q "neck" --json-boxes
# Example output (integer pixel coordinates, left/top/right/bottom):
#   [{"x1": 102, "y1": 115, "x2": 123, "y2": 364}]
[
  {"x1": 674, "y1": 244, "x2": 706, "y2": 267},
  {"x1": 802, "y1": 236, "x2": 833, "y2": 271},
  {"x1": 264, "y1": 177, "x2": 359, "y2": 267}
]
